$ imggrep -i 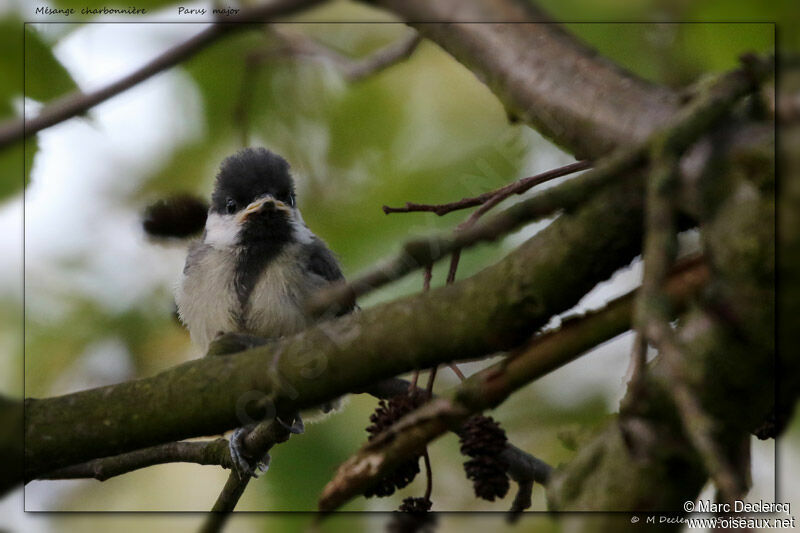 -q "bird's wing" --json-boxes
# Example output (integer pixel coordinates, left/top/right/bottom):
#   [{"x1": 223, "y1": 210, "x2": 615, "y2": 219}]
[
  {"x1": 305, "y1": 238, "x2": 358, "y2": 315},
  {"x1": 182, "y1": 239, "x2": 209, "y2": 274}
]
